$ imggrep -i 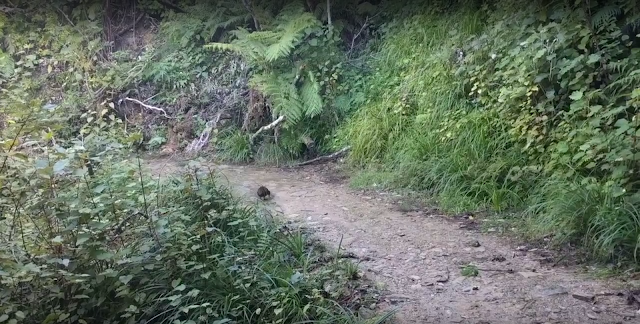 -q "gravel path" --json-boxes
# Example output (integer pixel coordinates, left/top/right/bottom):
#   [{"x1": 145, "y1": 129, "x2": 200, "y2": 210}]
[{"x1": 145, "y1": 157, "x2": 640, "y2": 324}]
